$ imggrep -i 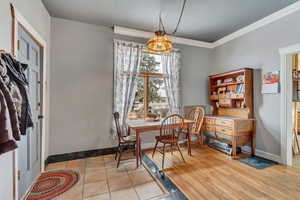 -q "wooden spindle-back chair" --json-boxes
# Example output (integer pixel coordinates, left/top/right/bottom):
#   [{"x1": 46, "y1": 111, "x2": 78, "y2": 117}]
[
  {"x1": 183, "y1": 106, "x2": 205, "y2": 146},
  {"x1": 113, "y1": 112, "x2": 139, "y2": 168},
  {"x1": 152, "y1": 114, "x2": 185, "y2": 170}
]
